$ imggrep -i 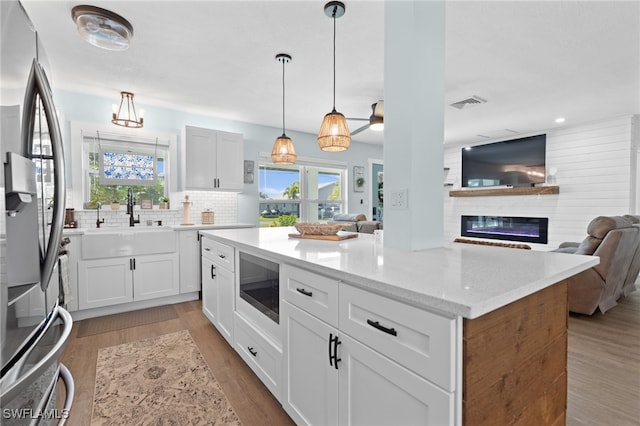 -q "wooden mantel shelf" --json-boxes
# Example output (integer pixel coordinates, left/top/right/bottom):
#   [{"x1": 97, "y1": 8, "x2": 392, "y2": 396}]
[{"x1": 449, "y1": 185, "x2": 559, "y2": 197}]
